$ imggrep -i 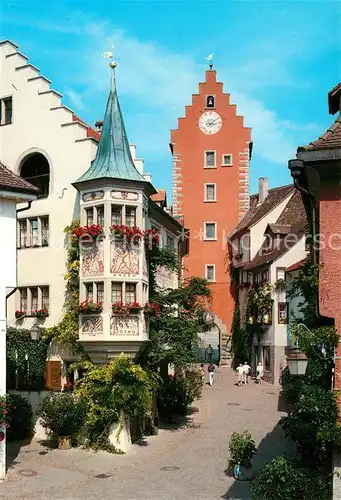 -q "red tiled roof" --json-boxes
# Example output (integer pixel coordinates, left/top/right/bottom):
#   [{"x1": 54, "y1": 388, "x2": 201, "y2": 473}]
[
  {"x1": 0, "y1": 160, "x2": 38, "y2": 195},
  {"x1": 286, "y1": 257, "x2": 308, "y2": 273},
  {"x1": 298, "y1": 115, "x2": 341, "y2": 152},
  {"x1": 150, "y1": 189, "x2": 166, "y2": 203},
  {"x1": 328, "y1": 82, "x2": 341, "y2": 115},
  {"x1": 243, "y1": 190, "x2": 308, "y2": 270},
  {"x1": 230, "y1": 184, "x2": 294, "y2": 237},
  {"x1": 72, "y1": 114, "x2": 100, "y2": 141}
]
